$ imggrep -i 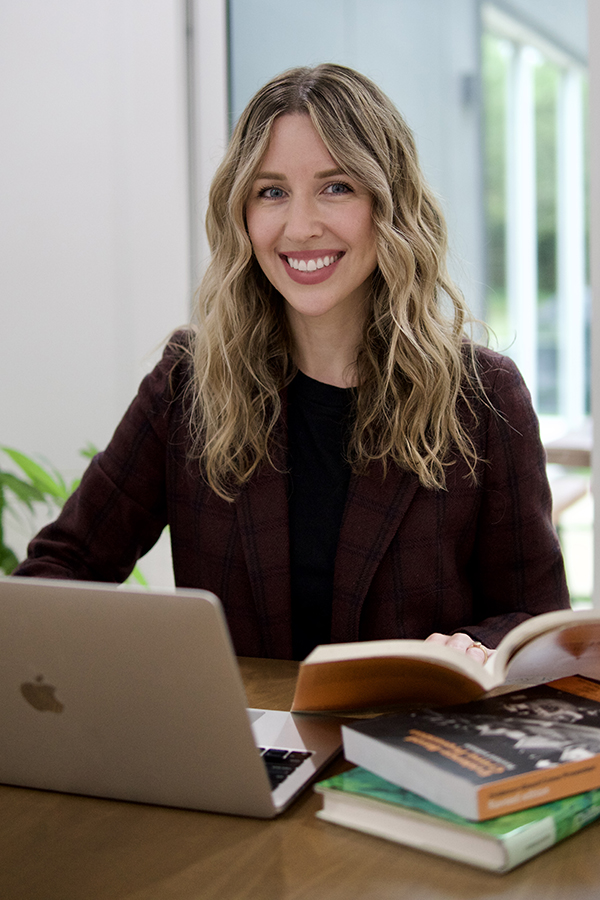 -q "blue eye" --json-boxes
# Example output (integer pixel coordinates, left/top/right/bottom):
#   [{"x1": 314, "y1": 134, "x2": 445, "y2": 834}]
[
  {"x1": 325, "y1": 182, "x2": 353, "y2": 195},
  {"x1": 258, "y1": 186, "x2": 286, "y2": 200}
]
